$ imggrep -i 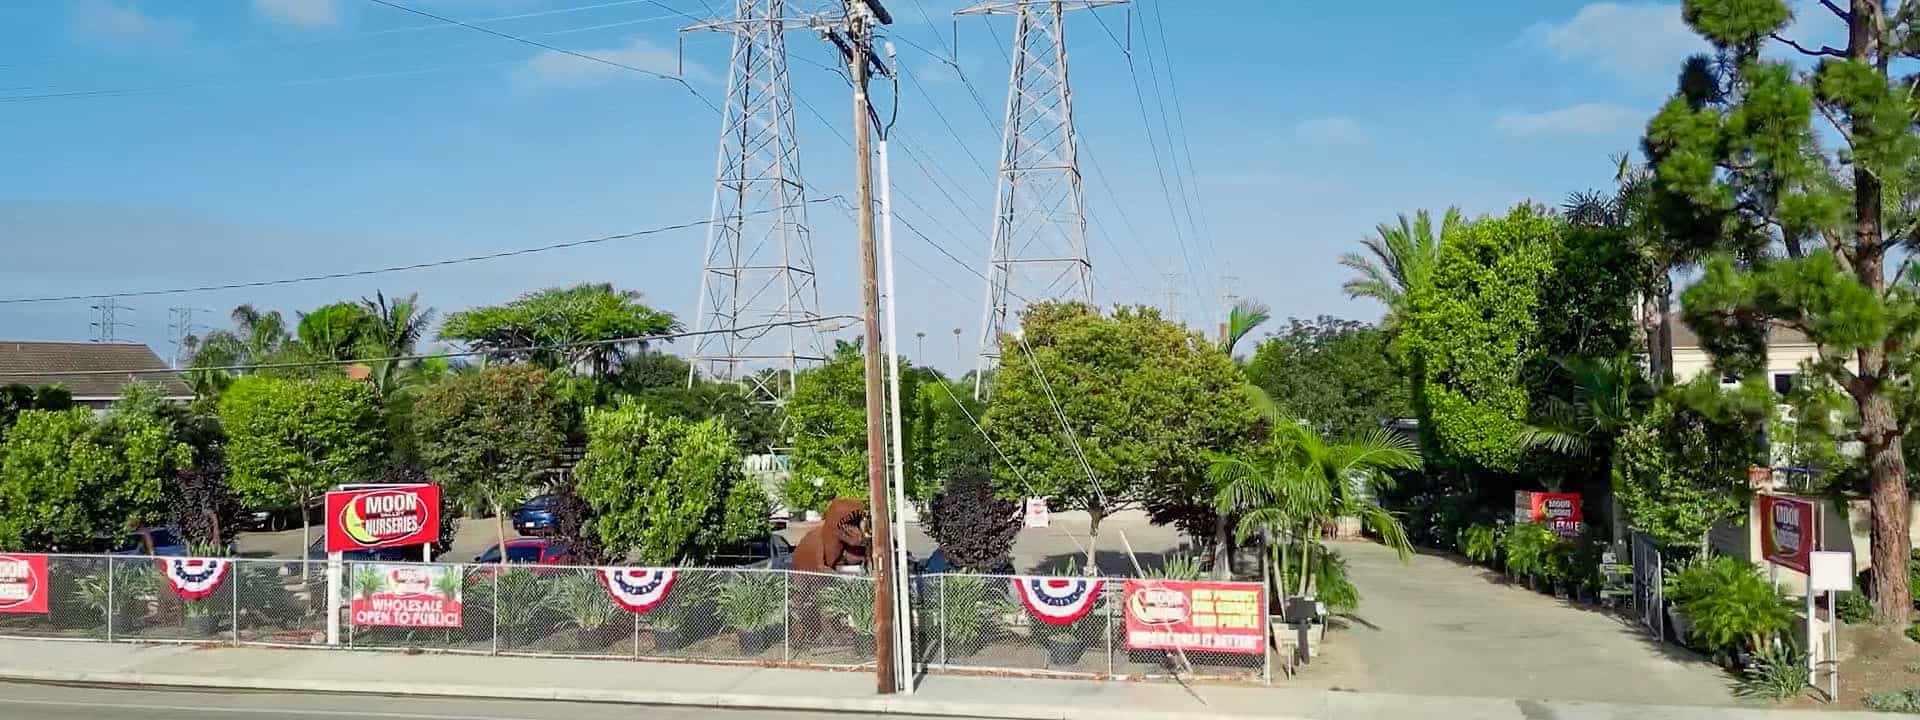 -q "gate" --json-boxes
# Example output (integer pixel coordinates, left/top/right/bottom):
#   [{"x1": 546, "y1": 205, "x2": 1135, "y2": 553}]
[{"x1": 1630, "y1": 531, "x2": 1663, "y2": 640}]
